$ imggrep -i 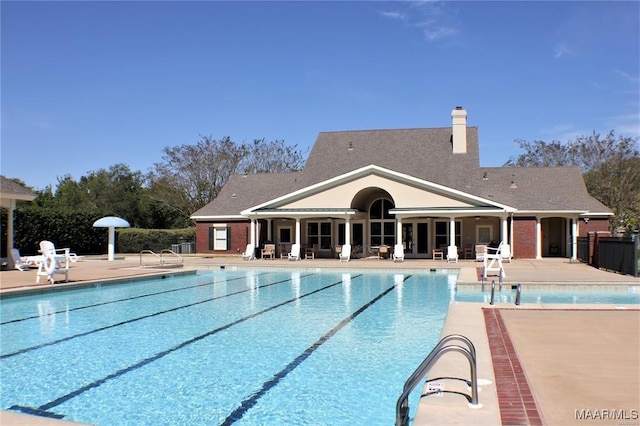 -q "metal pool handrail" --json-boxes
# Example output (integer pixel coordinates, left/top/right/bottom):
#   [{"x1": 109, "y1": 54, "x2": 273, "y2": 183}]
[
  {"x1": 395, "y1": 334, "x2": 480, "y2": 426},
  {"x1": 139, "y1": 249, "x2": 183, "y2": 267}
]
